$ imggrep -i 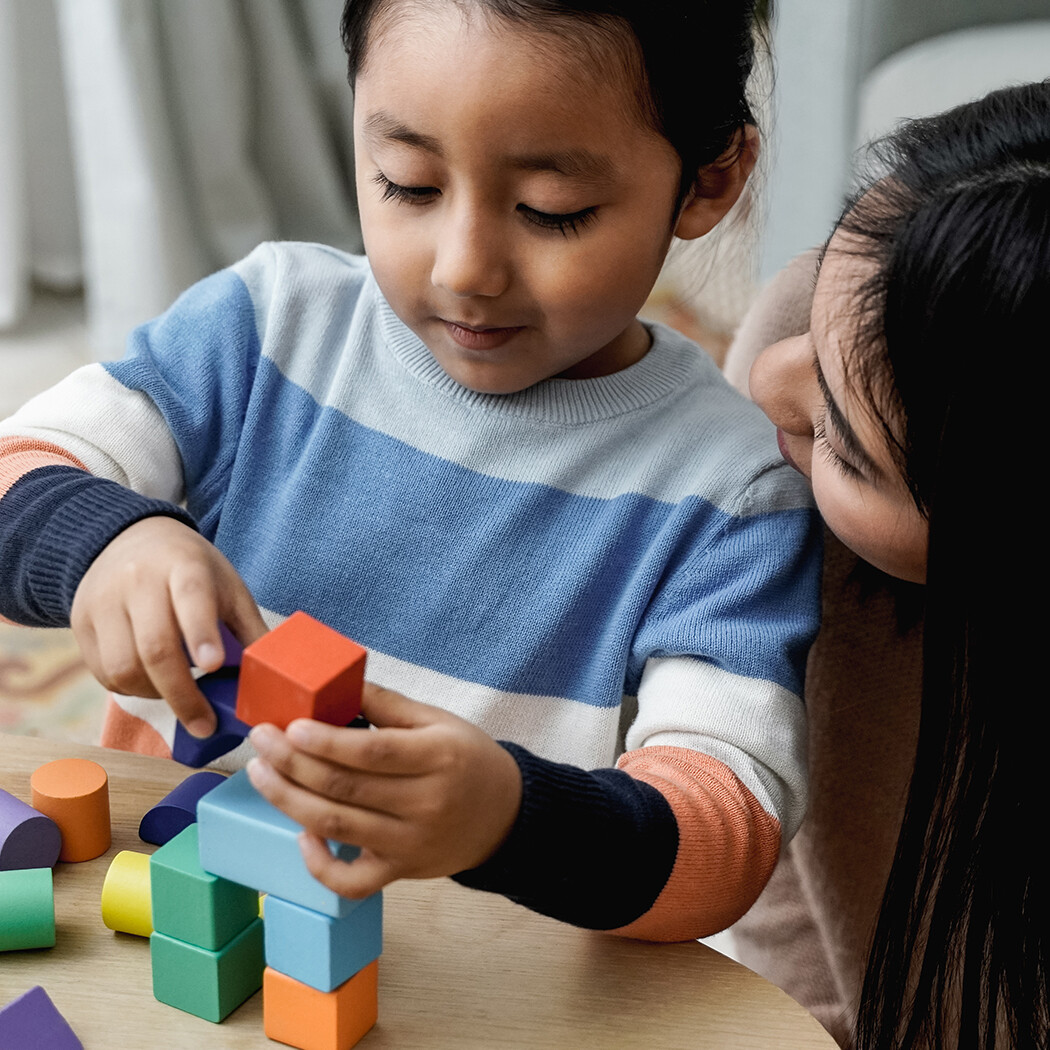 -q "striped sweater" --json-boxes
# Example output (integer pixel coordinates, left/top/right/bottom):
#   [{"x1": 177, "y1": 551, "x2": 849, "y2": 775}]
[{"x1": 0, "y1": 243, "x2": 821, "y2": 940}]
